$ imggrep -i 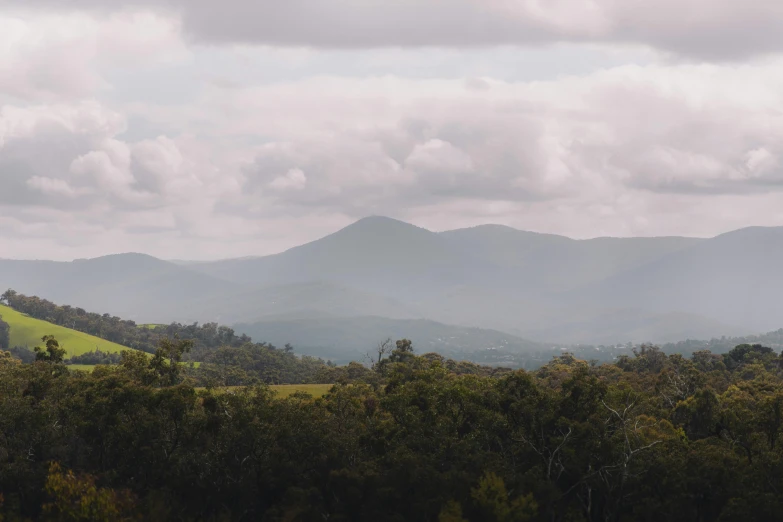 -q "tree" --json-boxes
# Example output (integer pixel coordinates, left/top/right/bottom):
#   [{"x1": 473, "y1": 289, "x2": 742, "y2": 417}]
[
  {"x1": 0, "y1": 317, "x2": 9, "y2": 350},
  {"x1": 42, "y1": 462, "x2": 137, "y2": 521},
  {"x1": 0, "y1": 350, "x2": 19, "y2": 367},
  {"x1": 389, "y1": 339, "x2": 415, "y2": 364},
  {"x1": 366, "y1": 338, "x2": 393, "y2": 370},
  {"x1": 149, "y1": 337, "x2": 193, "y2": 386},
  {"x1": 0, "y1": 289, "x2": 16, "y2": 306},
  {"x1": 724, "y1": 343, "x2": 775, "y2": 369},
  {"x1": 34, "y1": 335, "x2": 66, "y2": 364},
  {"x1": 440, "y1": 472, "x2": 537, "y2": 522}
]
